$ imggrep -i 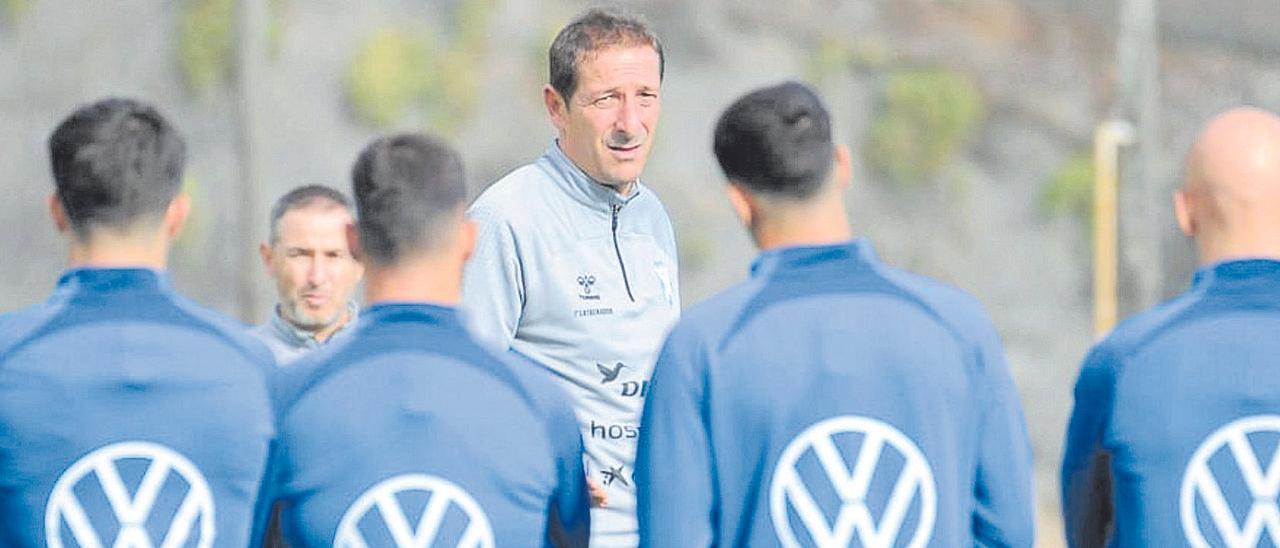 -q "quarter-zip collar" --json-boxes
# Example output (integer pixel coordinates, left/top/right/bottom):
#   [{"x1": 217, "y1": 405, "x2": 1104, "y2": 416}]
[
  {"x1": 56, "y1": 267, "x2": 172, "y2": 298},
  {"x1": 1191, "y1": 258, "x2": 1280, "y2": 291},
  {"x1": 539, "y1": 140, "x2": 643, "y2": 213},
  {"x1": 359, "y1": 302, "x2": 467, "y2": 334},
  {"x1": 749, "y1": 239, "x2": 878, "y2": 279},
  {"x1": 268, "y1": 300, "x2": 359, "y2": 349}
]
